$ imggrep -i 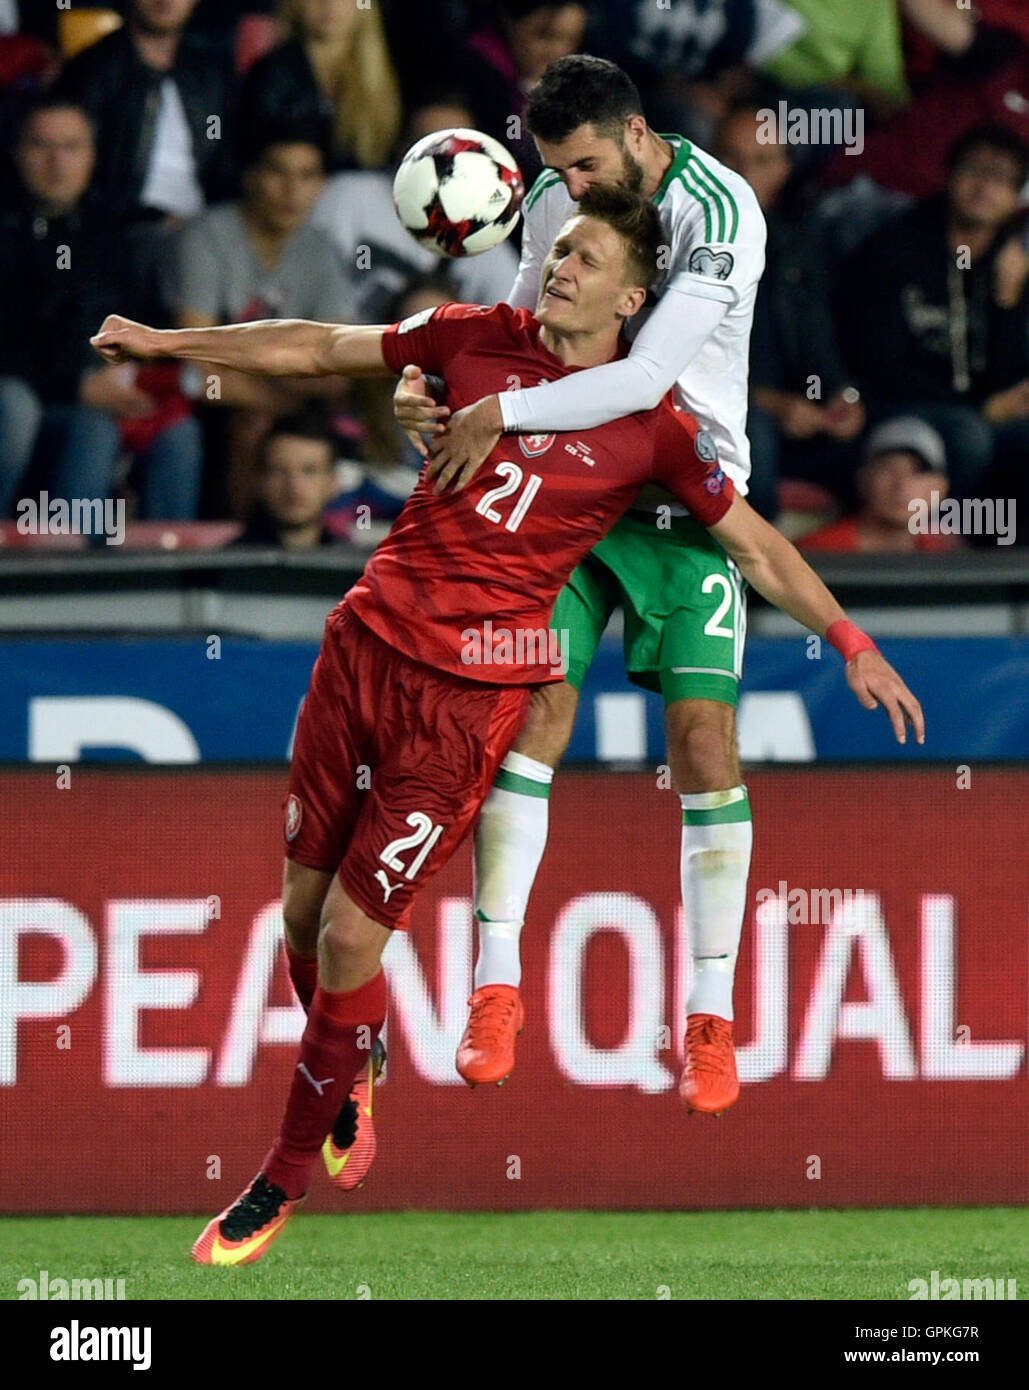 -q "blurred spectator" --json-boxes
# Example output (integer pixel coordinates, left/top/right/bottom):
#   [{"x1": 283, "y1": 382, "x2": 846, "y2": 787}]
[
  {"x1": 342, "y1": 271, "x2": 455, "y2": 484},
  {"x1": 800, "y1": 417, "x2": 958, "y2": 553},
  {"x1": 717, "y1": 104, "x2": 864, "y2": 518},
  {"x1": 232, "y1": 408, "x2": 344, "y2": 550},
  {"x1": 761, "y1": 0, "x2": 909, "y2": 112},
  {"x1": 0, "y1": 0, "x2": 55, "y2": 106},
  {"x1": 165, "y1": 124, "x2": 352, "y2": 516},
  {"x1": 187, "y1": 0, "x2": 277, "y2": 71},
  {"x1": 311, "y1": 97, "x2": 519, "y2": 324},
  {"x1": 592, "y1": 0, "x2": 804, "y2": 145},
  {"x1": 52, "y1": 0, "x2": 235, "y2": 324},
  {"x1": 821, "y1": 0, "x2": 1029, "y2": 199},
  {"x1": 0, "y1": 96, "x2": 202, "y2": 519},
  {"x1": 54, "y1": 0, "x2": 235, "y2": 224},
  {"x1": 462, "y1": 0, "x2": 588, "y2": 190},
  {"x1": 238, "y1": 0, "x2": 402, "y2": 172},
  {"x1": 839, "y1": 124, "x2": 1029, "y2": 503},
  {"x1": 323, "y1": 274, "x2": 457, "y2": 546}
]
